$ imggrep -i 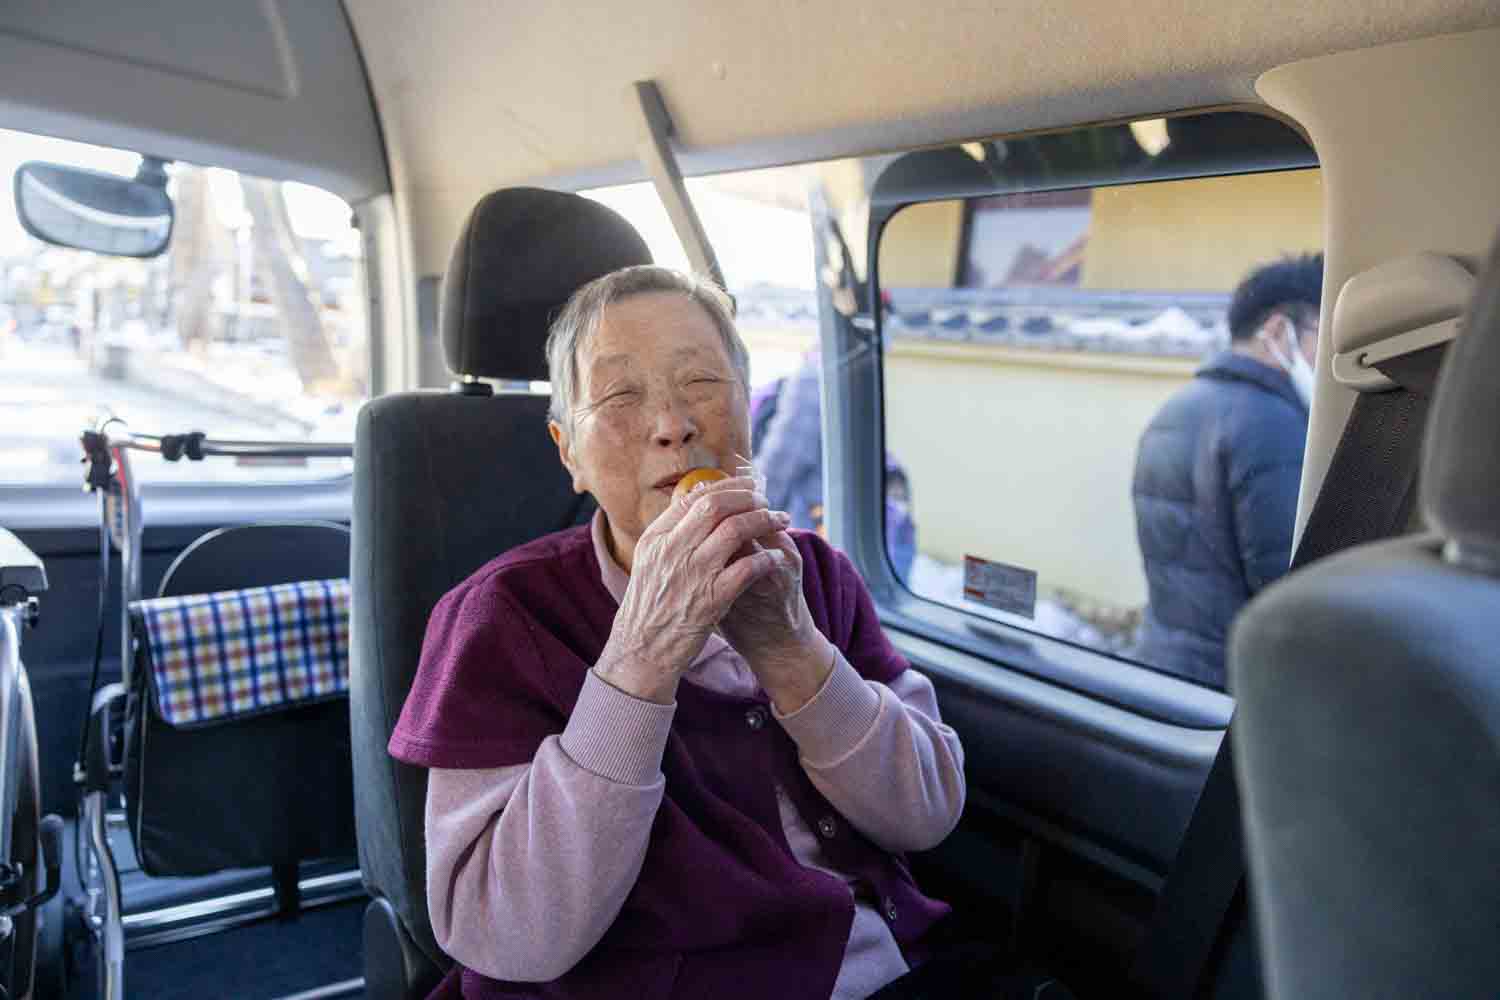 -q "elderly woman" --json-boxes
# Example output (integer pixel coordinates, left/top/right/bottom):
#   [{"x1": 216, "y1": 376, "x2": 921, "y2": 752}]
[{"x1": 389, "y1": 266, "x2": 968, "y2": 1000}]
